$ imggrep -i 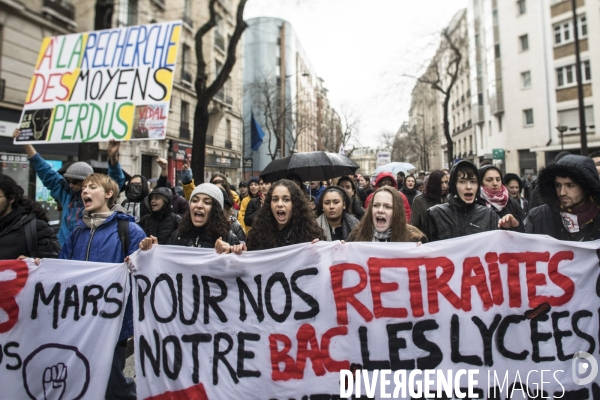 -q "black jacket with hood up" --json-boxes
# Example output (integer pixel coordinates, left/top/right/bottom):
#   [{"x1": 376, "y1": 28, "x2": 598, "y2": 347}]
[
  {"x1": 0, "y1": 205, "x2": 61, "y2": 259},
  {"x1": 425, "y1": 160, "x2": 500, "y2": 241},
  {"x1": 524, "y1": 155, "x2": 600, "y2": 241},
  {"x1": 139, "y1": 187, "x2": 181, "y2": 244}
]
